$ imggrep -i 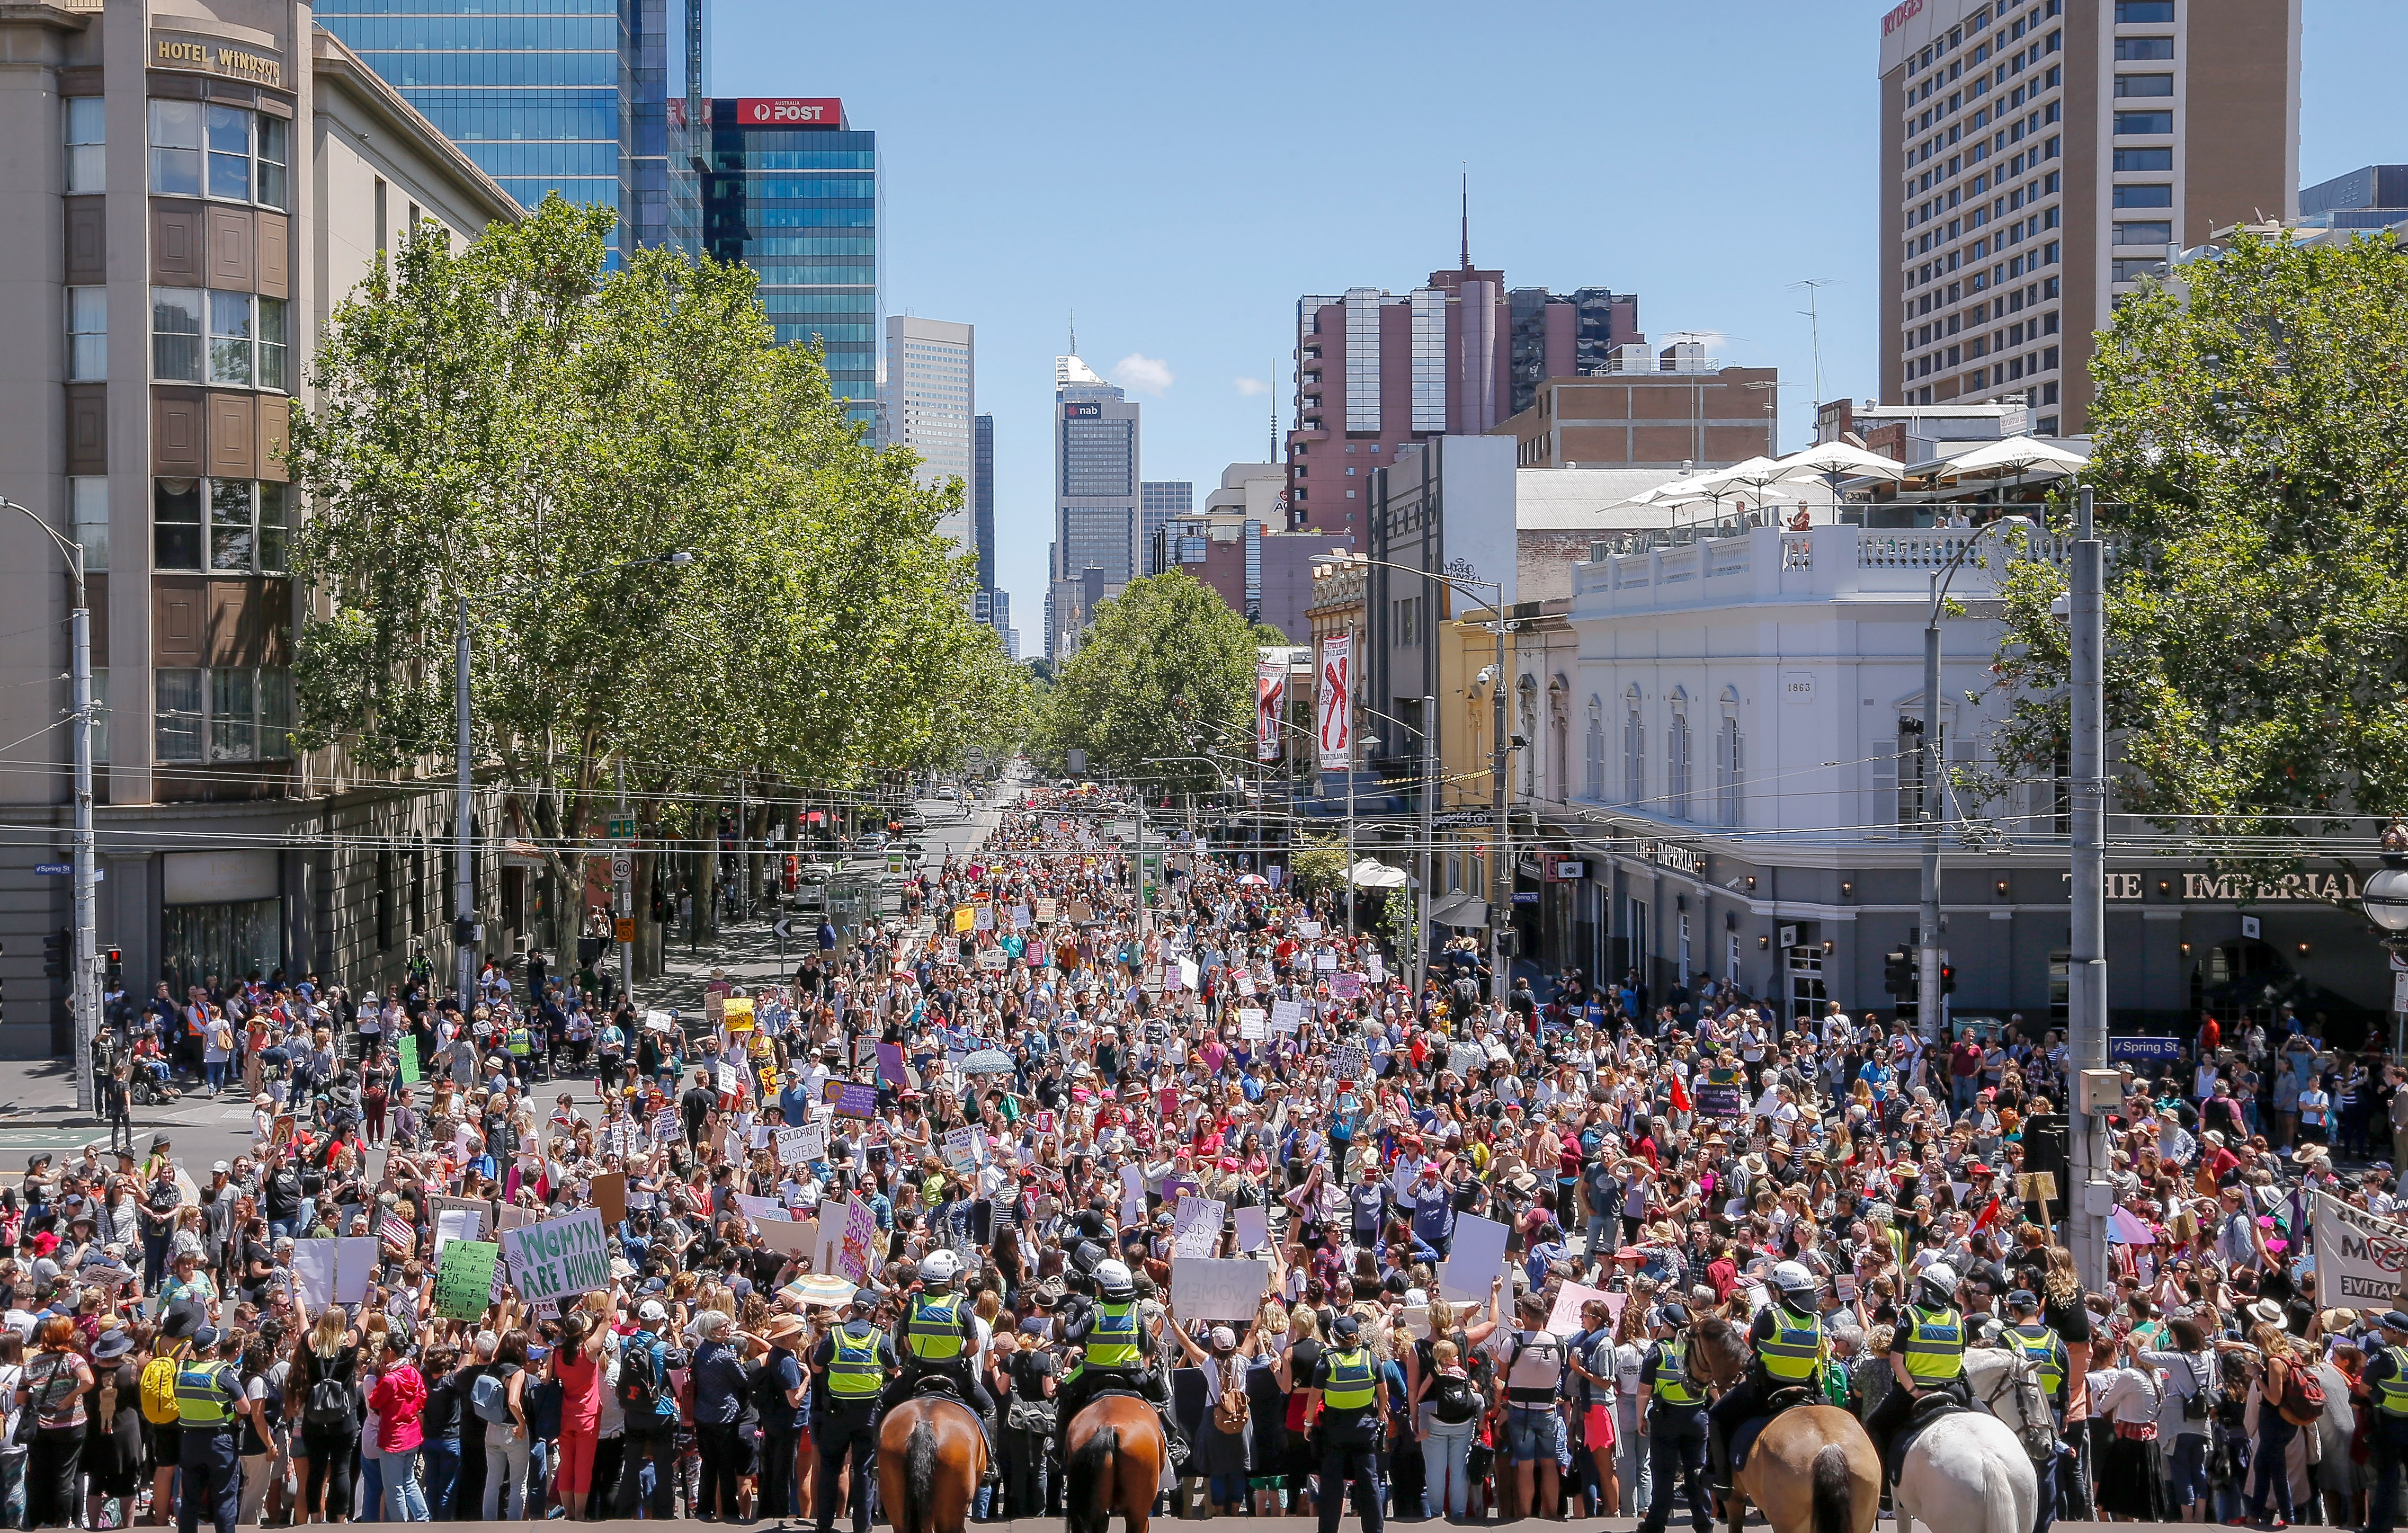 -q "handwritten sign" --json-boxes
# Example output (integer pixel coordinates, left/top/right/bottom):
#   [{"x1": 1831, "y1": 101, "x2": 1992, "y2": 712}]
[
  {"x1": 942, "y1": 1127, "x2": 985, "y2": 1172},
  {"x1": 834, "y1": 1198, "x2": 880, "y2": 1284},
  {"x1": 1447, "y1": 1044, "x2": 1485, "y2": 1079},
  {"x1": 1170, "y1": 1256, "x2": 1270, "y2": 1322},
  {"x1": 1237, "y1": 1008, "x2": 1267, "y2": 1040},
  {"x1": 1035, "y1": 898, "x2": 1058, "y2": 924},
  {"x1": 1171, "y1": 1195, "x2": 1226, "y2": 1257},
  {"x1": 1544, "y1": 1281, "x2": 1610, "y2": 1339},
  {"x1": 1270, "y1": 999, "x2": 1304, "y2": 1033},
  {"x1": 1330, "y1": 1044, "x2": 1367, "y2": 1081},
  {"x1": 824, "y1": 1080, "x2": 878, "y2": 1118},
  {"x1": 434, "y1": 1240, "x2": 500, "y2": 1322},
  {"x1": 500, "y1": 1208, "x2": 610, "y2": 1307}
]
